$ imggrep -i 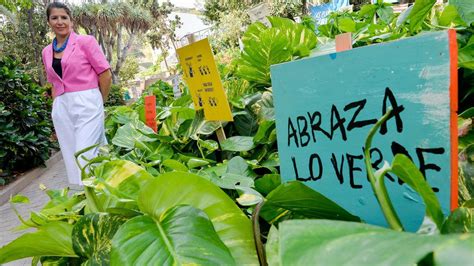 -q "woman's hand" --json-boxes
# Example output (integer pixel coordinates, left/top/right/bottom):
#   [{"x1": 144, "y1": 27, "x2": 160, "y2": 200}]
[{"x1": 98, "y1": 69, "x2": 112, "y2": 102}]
